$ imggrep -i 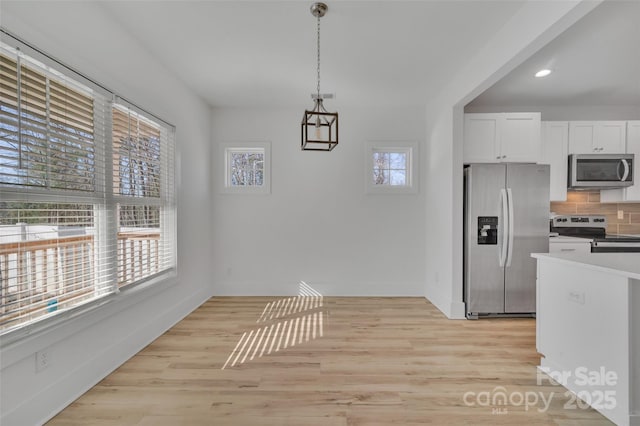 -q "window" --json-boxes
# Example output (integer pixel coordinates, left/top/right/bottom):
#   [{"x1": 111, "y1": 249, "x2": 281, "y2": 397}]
[
  {"x1": 111, "y1": 104, "x2": 176, "y2": 288},
  {"x1": 0, "y1": 39, "x2": 176, "y2": 335},
  {"x1": 112, "y1": 106, "x2": 162, "y2": 198},
  {"x1": 229, "y1": 149, "x2": 264, "y2": 186},
  {"x1": 0, "y1": 52, "x2": 98, "y2": 192},
  {"x1": 366, "y1": 141, "x2": 418, "y2": 194},
  {"x1": 222, "y1": 142, "x2": 270, "y2": 194},
  {"x1": 373, "y1": 150, "x2": 409, "y2": 186}
]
